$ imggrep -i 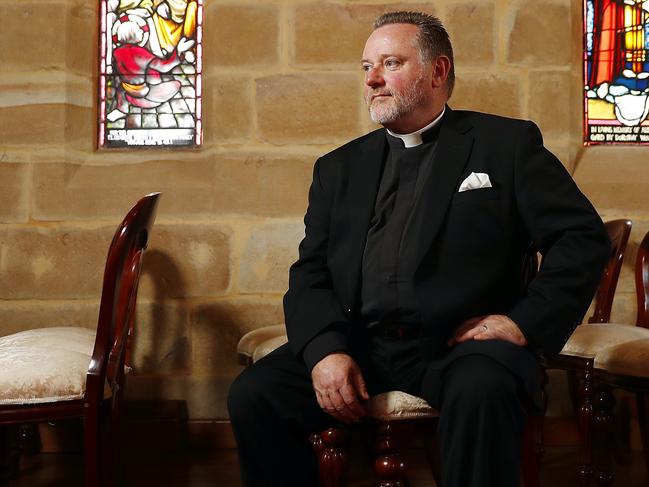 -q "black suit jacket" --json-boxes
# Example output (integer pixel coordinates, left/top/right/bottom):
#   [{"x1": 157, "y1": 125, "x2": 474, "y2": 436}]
[{"x1": 283, "y1": 108, "x2": 610, "y2": 370}]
